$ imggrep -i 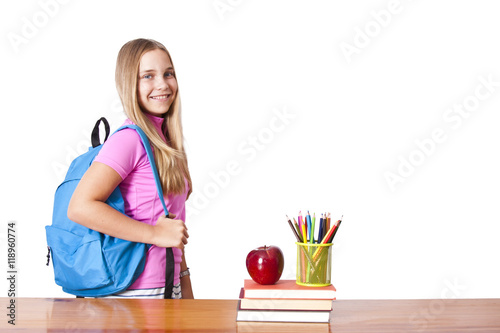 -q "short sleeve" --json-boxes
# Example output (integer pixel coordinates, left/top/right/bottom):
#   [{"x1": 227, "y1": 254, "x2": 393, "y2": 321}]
[{"x1": 94, "y1": 128, "x2": 147, "y2": 180}]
